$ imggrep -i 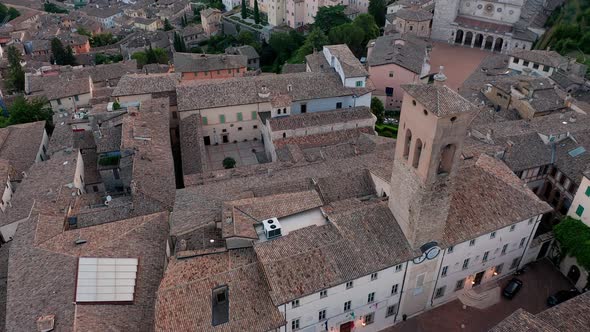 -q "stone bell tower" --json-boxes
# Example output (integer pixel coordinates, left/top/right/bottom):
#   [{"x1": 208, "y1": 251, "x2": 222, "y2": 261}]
[{"x1": 389, "y1": 72, "x2": 476, "y2": 249}]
